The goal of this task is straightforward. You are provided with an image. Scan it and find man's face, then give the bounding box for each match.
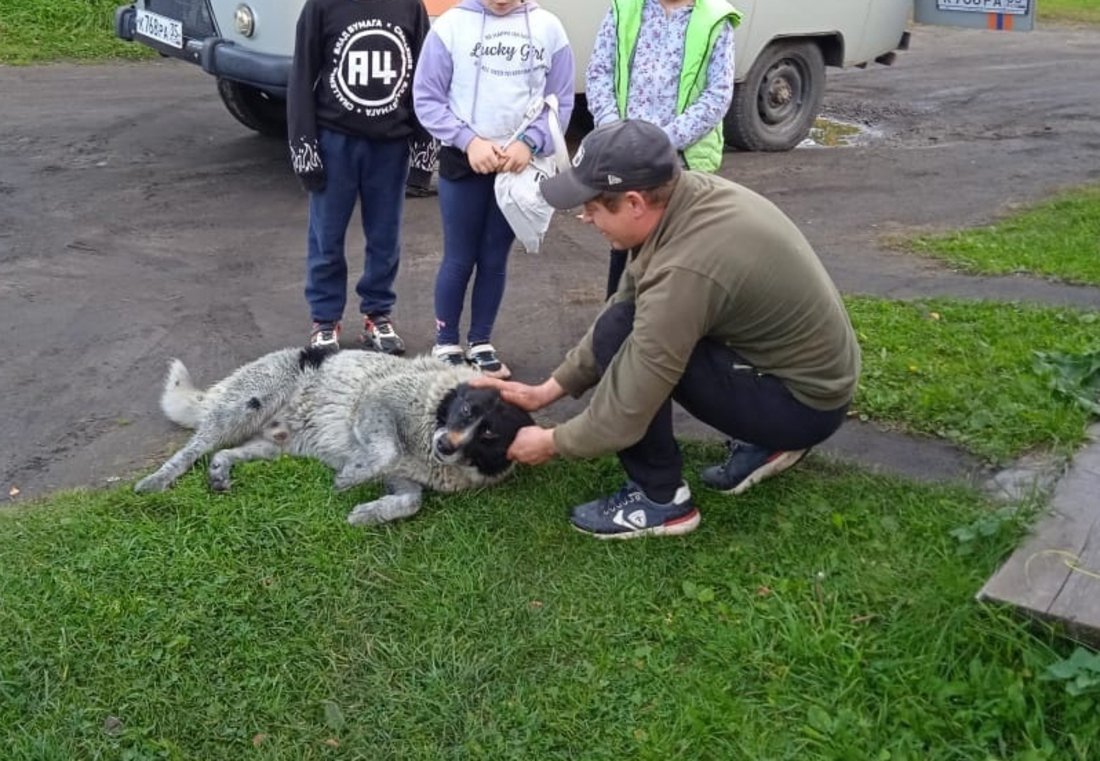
[580,196,647,250]
[483,0,523,15]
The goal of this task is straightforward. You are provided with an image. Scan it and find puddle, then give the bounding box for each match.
[799,117,880,148]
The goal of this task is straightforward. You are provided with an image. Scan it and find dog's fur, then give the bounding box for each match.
[135,347,534,525]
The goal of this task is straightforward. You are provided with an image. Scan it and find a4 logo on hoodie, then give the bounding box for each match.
[329,20,414,117]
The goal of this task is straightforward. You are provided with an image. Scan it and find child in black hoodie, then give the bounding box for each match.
[288,0,431,353]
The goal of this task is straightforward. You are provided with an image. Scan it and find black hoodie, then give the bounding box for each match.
[287,0,431,186]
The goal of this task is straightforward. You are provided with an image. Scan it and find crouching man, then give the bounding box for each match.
[476,120,861,539]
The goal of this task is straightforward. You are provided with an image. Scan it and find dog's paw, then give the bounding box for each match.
[346,502,389,526]
[133,474,168,493]
[333,460,376,491]
[332,474,357,492]
[346,494,421,526]
[207,456,232,492]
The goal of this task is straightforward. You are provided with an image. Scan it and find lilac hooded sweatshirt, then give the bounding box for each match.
[413,0,575,157]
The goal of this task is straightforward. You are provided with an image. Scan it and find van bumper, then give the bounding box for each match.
[115,6,290,96]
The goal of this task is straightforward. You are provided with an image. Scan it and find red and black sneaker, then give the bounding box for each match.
[569,482,700,540]
[701,440,810,495]
[361,314,405,355]
[309,321,341,350]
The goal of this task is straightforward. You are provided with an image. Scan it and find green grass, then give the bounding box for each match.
[0,0,151,63]
[849,297,1098,463]
[2,448,1098,760]
[1039,0,1100,26]
[906,186,1100,286]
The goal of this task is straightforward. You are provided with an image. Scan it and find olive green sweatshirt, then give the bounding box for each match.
[551,171,860,460]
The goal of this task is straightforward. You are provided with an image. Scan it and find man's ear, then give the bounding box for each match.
[625,191,648,217]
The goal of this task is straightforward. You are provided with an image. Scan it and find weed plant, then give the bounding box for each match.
[849,298,1098,463]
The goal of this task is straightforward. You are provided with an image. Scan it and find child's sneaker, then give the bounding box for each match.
[361,314,405,355]
[309,321,341,350]
[700,439,809,495]
[466,342,511,380]
[570,481,699,540]
[432,344,467,367]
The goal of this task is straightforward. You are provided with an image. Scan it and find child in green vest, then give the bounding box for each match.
[585,0,740,297]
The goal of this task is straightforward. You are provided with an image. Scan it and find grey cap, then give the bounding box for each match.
[540,120,680,210]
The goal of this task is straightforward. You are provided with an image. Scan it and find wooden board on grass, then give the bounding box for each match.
[979,427,1100,643]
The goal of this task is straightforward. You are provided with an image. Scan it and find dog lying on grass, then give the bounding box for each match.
[134,347,533,525]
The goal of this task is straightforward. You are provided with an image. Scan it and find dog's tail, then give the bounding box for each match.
[160,359,210,429]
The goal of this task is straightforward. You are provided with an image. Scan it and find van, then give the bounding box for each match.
[115,0,912,151]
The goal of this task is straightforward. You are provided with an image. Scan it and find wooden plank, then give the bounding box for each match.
[978,428,1100,640]
[979,472,1094,614]
[1043,443,1100,630]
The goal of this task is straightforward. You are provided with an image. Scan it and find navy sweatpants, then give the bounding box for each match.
[305,129,410,323]
[433,172,516,346]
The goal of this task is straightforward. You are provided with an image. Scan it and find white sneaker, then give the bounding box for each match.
[466,343,511,380]
[432,344,467,367]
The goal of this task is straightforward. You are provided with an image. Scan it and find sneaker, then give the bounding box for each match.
[432,343,467,367]
[570,482,700,540]
[700,439,810,495]
[309,321,341,350]
[405,183,437,199]
[466,342,511,380]
[361,314,406,355]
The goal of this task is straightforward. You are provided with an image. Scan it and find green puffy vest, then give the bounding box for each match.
[612,0,741,172]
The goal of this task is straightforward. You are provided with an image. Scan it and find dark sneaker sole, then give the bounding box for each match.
[722,449,810,495]
[361,337,406,355]
[571,508,701,540]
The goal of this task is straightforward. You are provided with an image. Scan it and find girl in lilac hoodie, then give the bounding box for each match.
[414,0,574,379]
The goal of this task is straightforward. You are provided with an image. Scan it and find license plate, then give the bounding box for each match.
[134,8,184,49]
[936,0,1029,13]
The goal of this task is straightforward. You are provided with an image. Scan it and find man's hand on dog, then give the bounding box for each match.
[471,376,564,465]
[506,426,556,465]
[471,376,564,412]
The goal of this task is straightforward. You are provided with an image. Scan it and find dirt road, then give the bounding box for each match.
[2,24,1099,502]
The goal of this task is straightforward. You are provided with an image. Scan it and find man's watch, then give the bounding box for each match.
[517,132,539,155]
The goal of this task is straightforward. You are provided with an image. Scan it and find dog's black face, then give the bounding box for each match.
[433,384,534,476]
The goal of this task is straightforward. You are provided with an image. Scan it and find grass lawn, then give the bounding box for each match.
[3,447,1098,760]
[906,187,1100,287]
[1040,0,1100,26]
[849,297,1098,463]
[0,0,150,63]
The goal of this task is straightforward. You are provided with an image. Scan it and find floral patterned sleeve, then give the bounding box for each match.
[584,9,621,127]
[664,21,736,151]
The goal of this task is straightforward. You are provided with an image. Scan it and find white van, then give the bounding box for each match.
[115,0,912,151]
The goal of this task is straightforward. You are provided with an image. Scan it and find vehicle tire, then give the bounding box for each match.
[724,40,826,152]
[216,78,287,138]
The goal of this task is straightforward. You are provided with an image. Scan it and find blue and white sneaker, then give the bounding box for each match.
[570,481,700,540]
[700,439,809,495]
[432,343,467,367]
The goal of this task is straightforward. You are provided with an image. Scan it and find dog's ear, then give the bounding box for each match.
[465,400,532,477]
[495,403,535,443]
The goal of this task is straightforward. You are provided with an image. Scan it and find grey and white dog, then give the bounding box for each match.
[134,347,533,525]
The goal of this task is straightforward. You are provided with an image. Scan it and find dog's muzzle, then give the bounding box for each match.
[432,427,464,464]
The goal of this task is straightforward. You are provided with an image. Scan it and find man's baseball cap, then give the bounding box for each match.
[540,119,680,210]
